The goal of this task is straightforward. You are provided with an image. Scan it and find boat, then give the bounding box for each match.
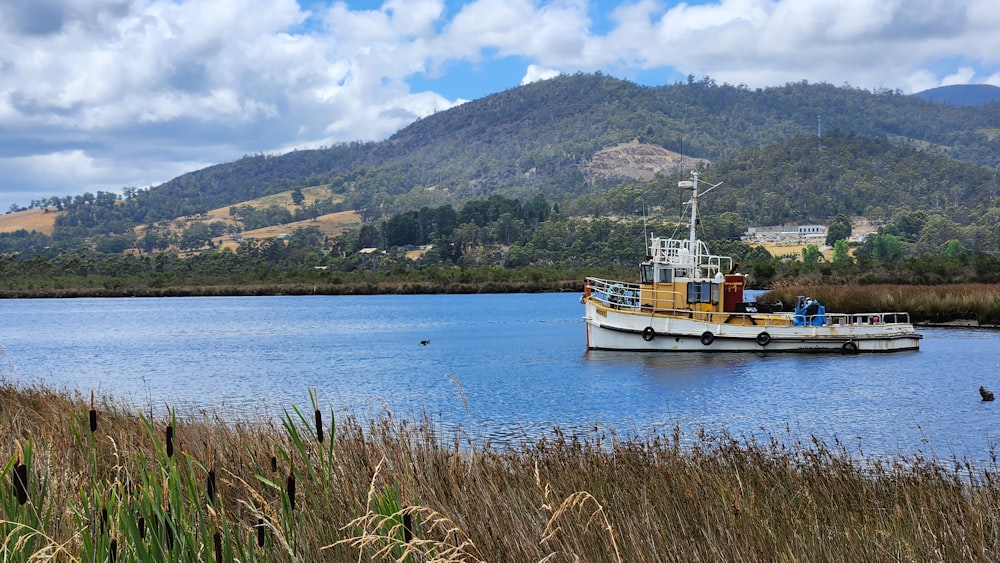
[581,172,922,353]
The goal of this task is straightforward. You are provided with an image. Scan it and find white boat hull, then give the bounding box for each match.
[584,302,921,353]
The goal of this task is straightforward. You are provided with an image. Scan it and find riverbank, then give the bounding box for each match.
[0,279,582,298]
[761,283,1000,325]
[2,383,998,561]
[6,280,1000,327]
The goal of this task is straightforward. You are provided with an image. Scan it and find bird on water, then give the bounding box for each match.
[980,386,995,401]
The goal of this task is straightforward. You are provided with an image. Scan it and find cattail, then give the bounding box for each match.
[101,506,108,534]
[314,409,324,443]
[207,469,216,506]
[213,530,222,562]
[13,459,28,505]
[89,391,98,433]
[138,514,146,539]
[165,425,174,458]
[256,517,266,547]
[286,471,296,511]
[162,510,173,551]
[109,538,117,563]
[403,511,413,544]
[270,455,277,473]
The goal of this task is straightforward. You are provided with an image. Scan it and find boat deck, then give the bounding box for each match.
[584,277,914,329]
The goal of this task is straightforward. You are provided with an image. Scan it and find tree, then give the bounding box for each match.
[871,234,904,263]
[826,214,852,246]
[291,188,305,206]
[831,240,852,264]
[942,239,968,257]
[801,244,823,264]
[180,222,213,251]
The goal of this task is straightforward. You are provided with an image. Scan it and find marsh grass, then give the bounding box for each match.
[764,283,1000,325]
[2,382,1000,561]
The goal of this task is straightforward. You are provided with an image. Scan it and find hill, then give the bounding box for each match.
[3,73,1000,258]
[913,84,1000,106]
[36,75,999,222]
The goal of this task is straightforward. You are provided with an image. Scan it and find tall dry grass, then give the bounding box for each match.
[2,383,1000,561]
[764,283,1000,325]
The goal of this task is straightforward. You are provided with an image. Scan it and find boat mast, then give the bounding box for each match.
[679,171,722,251]
[688,171,699,248]
[677,172,699,249]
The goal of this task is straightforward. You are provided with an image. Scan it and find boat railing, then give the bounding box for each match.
[827,312,913,325]
[650,237,732,278]
[585,278,913,326]
[585,277,644,309]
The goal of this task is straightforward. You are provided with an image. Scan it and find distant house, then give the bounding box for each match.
[744,224,828,242]
[797,225,826,238]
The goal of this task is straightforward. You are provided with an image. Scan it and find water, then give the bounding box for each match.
[2,294,999,466]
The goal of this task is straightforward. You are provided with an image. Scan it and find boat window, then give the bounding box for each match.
[658,268,673,283]
[686,281,718,304]
[640,264,653,284]
[686,282,701,303]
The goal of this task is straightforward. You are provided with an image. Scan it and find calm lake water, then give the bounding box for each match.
[2,293,999,466]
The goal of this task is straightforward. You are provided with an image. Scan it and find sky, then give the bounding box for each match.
[1,0,999,212]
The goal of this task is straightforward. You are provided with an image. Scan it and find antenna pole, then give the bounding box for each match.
[817,114,822,150]
[642,199,648,252]
[689,172,699,247]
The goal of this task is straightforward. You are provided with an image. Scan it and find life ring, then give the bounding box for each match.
[842,341,859,354]
[755,331,771,347]
[642,326,656,342]
[700,331,714,346]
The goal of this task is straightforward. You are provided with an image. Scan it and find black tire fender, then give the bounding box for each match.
[700,331,714,346]
[842,341,859,354]
[642,326,655,342]
[756,331,771,347]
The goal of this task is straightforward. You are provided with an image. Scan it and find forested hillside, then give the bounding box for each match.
[3,73,1000,293]
[15,73,1000,227]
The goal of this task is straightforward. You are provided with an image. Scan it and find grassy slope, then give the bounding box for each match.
[0,208,59,235]
[0,186,363,250]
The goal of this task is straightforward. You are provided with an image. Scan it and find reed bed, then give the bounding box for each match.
[763,283,1000,325]
[2,382,1000,561]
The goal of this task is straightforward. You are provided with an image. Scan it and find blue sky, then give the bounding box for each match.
[1,0,998,212]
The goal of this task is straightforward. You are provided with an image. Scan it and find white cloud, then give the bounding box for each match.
[941,67,977,86]
[521,64,562,85]
[985,72,1000,88]
[904,69,941,94]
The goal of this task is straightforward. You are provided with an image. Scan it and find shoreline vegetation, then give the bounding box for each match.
[5,279,1000,326]
[2,384,999,560]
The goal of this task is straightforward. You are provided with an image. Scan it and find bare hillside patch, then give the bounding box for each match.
[585,141,708,181]
[214,210,361,250]
[0,208,59,235]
